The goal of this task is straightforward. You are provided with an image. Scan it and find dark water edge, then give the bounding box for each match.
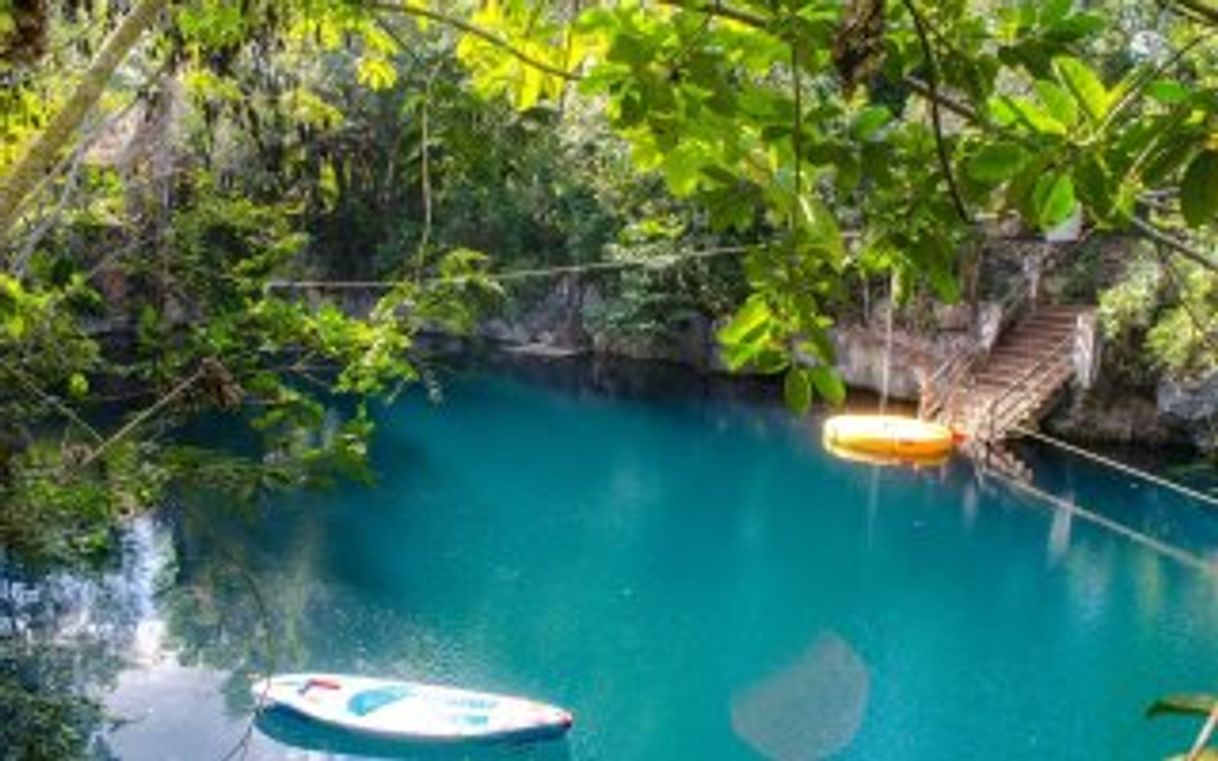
[3,349,1218,759]
[465,348,1213,489]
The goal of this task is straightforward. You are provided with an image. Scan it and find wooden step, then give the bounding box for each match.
[924,302,1093,441]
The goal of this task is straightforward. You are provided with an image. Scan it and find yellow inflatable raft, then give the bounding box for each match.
[822,414,956,460]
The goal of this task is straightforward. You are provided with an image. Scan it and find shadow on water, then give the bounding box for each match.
[254,707,572,760]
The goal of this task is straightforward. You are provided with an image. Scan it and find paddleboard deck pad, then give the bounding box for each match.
[253,674,573,743]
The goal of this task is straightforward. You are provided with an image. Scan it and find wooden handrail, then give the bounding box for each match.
[982,332,1075,441]
[917,233,1093,425]
[919,350,977,420]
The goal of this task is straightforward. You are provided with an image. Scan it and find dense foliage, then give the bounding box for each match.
[3,1,1218,755]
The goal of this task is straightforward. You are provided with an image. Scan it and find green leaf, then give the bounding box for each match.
[993,96,1066,135]
[851,105,891,141]
[967,142,1029,183]
[1181,150,1218,227]
[1033,172,1077,230]
[927,259,962,303]
[783,367,812,414]
[1034,80,1078,127]
[797,195,845,265]
[1044,13,1105,43]
[356,56,397,91]
[718,297,770,344]
[722,340,764,372]
[68,373,89,399]
[1053,56,1109,122]
[1146,79,1191,106]
[1142,136,1198,187]
[808,365,846,405]
[1073,155,1114,221]
[752,349,791,375]
[1039,0,1072,25]
[1146,693,1218,719]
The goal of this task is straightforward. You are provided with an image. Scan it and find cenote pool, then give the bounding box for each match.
[84,360,1218,759]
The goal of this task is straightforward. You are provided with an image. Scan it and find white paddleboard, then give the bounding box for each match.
[252,674,573,743]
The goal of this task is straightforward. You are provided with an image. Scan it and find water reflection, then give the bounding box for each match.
[10,363,1218,759]
[0,519,167,757]
[730,632,869,760]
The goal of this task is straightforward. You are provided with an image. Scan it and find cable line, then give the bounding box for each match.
[987,464,1218,577]
[264,245,752,290]
[1012,426,1218,511]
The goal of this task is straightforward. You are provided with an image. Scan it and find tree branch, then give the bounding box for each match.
[367,2,580,81]
[901,0,969,223]
[79,367,203,468]
[416,61,441,270]
[901,76,979,123]
[655,0,985,129]
[1130,215,1218,272]
[654,0,769,28]
[0,0,170,239]
[1151,241,1218,360]
[3,365,104,445]
[1168,0,1218,26]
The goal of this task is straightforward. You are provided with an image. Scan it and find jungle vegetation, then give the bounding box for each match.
[4,0,1218,756]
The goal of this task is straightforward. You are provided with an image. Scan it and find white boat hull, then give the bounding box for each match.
[252,674,574,743]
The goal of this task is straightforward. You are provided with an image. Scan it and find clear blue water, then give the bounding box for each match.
[96,362,1218,759]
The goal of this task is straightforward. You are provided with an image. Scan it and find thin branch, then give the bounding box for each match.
[654,0,768,28]
[1099,32,1213,140]
[791,38,803,199]
[79,368,203,468]
[416,61,442,273]
[902,75,980,123]
[367,2,580,81]
[266,245,755,291]
[1151,242,1218,358]
[1169,0,1218,26]
[901,0,969,223]
[0,0,170,239]
[10,143,90,277]
[3,365,104,445]
[657,0,986,131]
[1130,215,1218,272]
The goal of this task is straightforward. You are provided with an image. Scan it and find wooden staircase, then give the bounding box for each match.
[922,305,1092,444]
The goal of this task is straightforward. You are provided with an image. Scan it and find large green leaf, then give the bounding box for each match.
[797,194,846,265]
[967,142,1029,183]
[1053,56,1110,122]
[1146,79,1192,106]
[992,96,1066,136]
[1034,80,1078,127]
[1181,150,1218,228]
[808,365,846,405]
[851,105,892,141]
[783,366,812,414]
[1033,172,1077,230]
[718,297,771,344]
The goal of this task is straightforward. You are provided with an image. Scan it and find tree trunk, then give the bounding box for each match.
[0,0,170,244]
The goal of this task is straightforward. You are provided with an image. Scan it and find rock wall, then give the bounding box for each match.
[1044,384,1183,446]
[470,271,1216,453]
[476,276,993,402]
[1157,374,1218,450]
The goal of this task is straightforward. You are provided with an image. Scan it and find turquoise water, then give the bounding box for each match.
[99,362,1218,759]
